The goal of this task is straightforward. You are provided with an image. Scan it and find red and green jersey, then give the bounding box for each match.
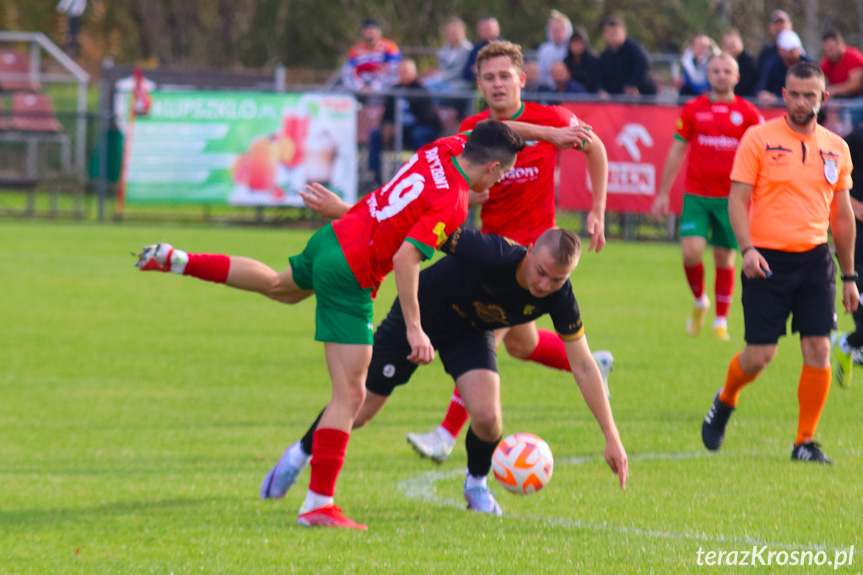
[675,94,763,198]
[460,101,578,245]
[332,134,470,295]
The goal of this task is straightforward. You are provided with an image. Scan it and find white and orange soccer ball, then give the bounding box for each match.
[492,433,554,494]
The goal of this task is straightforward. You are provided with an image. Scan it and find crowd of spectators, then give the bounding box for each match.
[337,9,863,174]
[337,9,863,104]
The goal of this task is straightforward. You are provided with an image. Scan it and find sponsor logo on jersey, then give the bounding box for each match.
[502,166,540,183]
[696,134,740,150]
[523,304,536,315]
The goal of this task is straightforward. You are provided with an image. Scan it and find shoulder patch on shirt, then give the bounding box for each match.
[434,221,448,247]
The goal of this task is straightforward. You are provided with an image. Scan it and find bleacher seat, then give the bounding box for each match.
[0,50,41,92]
[10,92,62,132]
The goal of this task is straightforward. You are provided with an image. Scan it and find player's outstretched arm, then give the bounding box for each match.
[582,134,608,253]
[299,183,352,220]
[392,241,435,365]
[504,121,594,150]
[564,336,628,489]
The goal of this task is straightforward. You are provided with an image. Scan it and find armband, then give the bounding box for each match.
[841,272,859,282]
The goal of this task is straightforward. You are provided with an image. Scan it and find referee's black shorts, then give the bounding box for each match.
[742,244,836,345]
[365,304,498,397]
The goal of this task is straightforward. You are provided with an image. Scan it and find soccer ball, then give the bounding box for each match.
[492,433,554,495]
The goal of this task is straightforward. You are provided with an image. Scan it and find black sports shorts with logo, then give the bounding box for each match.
[365,302,497,397]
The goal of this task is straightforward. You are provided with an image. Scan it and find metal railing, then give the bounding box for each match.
[0,32,90,175]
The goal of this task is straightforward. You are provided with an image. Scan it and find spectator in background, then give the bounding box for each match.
[679,34,720,96]
[463,15,503,84]
[820,30,863,99]
[368,59,442,187]
[341,19,401,93]
[56,0,87,56]
[722,28,758,97]
[757,9,792,79]
[598,16,657,97]
[425,17,473,94]
[538,61,586,101]
[536,10,573,90]
[564,27,601,93]
[757,29,811,106]
[522,60,542,93]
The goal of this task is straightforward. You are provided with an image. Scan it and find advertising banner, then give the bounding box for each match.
[558,102,785,214]
[123,91,358,206]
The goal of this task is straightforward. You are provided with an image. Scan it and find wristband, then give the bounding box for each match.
[740,246,754,256]
[841,272,859,282]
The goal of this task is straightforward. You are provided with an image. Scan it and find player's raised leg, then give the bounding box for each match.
[135,243,313,304]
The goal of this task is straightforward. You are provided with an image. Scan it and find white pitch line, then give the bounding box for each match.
[396,451,842,552]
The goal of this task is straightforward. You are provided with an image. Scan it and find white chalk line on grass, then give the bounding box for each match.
[396,450,840,552]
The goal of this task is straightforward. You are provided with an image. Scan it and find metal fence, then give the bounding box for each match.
[6,59,863,240]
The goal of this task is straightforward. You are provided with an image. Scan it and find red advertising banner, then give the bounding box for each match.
[558,102,785,214]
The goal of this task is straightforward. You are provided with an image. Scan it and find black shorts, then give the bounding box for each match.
[365,305,498,397]
[742,244,836,345]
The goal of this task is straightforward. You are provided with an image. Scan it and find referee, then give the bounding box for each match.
[701,62,858,464]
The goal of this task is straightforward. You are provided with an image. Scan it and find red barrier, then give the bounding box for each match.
[559,102,785,214]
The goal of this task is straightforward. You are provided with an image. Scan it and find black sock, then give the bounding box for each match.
[300,409,325,456]
[465,425,500,477]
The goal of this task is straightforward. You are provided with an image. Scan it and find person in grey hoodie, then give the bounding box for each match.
[536,10,573,91]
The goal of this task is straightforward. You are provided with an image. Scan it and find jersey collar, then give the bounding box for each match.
[451,156,470,185]
[509,102,526,120]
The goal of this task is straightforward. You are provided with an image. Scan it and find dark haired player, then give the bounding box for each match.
[135,120,526,529]
[261,227,629,515]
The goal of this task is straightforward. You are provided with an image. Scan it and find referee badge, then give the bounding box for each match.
[824,158,838,185]
[821,149,839,185]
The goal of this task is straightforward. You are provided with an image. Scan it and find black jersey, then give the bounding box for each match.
[390,228,583,343]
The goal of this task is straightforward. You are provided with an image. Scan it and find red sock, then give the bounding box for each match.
[525,329,571,371]
[440,387,468,438]
[308,428,350,497]
[715,266,735,319]
[684,263,705,300]
[183,253,230,283]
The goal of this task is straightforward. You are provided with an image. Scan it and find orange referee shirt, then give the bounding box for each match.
[731,116,853,252]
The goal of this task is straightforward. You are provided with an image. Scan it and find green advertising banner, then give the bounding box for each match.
[124,91,358,206]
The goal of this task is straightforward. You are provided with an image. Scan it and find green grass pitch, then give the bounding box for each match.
[0,221,860,574]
